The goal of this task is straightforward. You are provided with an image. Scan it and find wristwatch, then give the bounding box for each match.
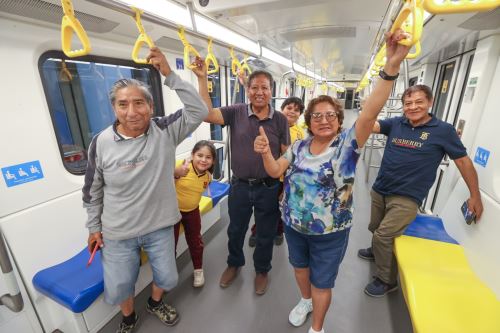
[379,69,399,81]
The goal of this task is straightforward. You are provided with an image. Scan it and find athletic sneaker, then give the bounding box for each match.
[116,314,138,333]
[288,298,313,327]
[364,277,398,297]
[193,269,205,287]
[146,301,179,326]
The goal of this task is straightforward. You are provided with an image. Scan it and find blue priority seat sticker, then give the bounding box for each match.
[2,160,44,187]
[473,147,490,167]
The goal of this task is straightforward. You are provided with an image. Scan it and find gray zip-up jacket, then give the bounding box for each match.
[83,72,208,240]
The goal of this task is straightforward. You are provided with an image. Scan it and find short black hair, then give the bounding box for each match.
[281,97,305,114]
[247,70,273,88]
[401,84,433,103]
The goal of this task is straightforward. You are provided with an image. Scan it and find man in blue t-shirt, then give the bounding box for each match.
[358,84,483,297]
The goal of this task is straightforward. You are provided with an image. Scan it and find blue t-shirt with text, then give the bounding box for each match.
[373,115,467,205]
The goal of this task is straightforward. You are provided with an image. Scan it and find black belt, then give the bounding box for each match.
[232,176,279,186]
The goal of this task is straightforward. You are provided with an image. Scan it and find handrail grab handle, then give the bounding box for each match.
[60,0,92,57]
[178,27,201,70]
[0,231,23,313]
[390,0,424,47]
[205,38,219,74]
[423,0,500,14]
[131,7,155,64]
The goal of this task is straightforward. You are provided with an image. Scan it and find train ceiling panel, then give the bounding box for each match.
[0,0,118,33]
[184,0,393,80]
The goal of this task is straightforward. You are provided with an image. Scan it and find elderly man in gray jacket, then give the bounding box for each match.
[83,47,207,333]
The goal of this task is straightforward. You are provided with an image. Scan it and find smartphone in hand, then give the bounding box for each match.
[461,201,476,225]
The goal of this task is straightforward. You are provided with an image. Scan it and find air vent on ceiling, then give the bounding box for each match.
[155,36,186,54]
[281,26,356,42]
[0,0,118,33]
[458,8,500,31]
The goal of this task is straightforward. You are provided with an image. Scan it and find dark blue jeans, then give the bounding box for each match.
[227,178,280,273]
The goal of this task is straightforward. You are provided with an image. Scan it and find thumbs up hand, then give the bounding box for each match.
[174,159,190,179]
[254,126,270,154]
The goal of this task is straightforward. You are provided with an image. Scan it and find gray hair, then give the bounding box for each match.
[109,78,153,105]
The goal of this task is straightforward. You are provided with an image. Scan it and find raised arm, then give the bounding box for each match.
[191,57,225,125]
[355,30,411,147]
[254,126,290,178]
[454,156,483,220]
[147,48,208,144]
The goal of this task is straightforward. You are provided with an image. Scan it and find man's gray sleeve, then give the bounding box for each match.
[82,135,103,234]
[156,72,209,145]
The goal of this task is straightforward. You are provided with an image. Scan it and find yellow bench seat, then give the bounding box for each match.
[395,235,500,333]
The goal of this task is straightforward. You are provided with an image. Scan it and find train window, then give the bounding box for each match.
[38,51,163,175]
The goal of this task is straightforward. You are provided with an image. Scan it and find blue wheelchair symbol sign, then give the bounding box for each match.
[473,147,490,167]
[2,160,44,187]
[176,58,184,70]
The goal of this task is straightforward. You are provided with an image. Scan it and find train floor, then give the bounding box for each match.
[99,109,413,333]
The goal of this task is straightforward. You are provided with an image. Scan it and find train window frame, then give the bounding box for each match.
[38,51,164,175]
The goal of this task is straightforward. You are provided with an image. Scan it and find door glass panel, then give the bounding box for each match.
[433,61,456,120]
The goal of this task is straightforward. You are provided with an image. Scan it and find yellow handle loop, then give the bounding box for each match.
[178,27,201,70]
[405,41,421,59]
[131,7,155,64]
[60,0,92,57]
[423,0,500,14]
[205,38,219,75]
[241,54,252,75]
[230,47,242,76]
[390,0,424,47]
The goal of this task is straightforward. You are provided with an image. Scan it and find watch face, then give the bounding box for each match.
[199,0,209,7]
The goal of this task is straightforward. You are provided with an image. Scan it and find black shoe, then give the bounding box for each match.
[364,277,398,297]
[274,234,284,246]
[358,247,375,261]
[248,235,256,247]
[116,314,138,333]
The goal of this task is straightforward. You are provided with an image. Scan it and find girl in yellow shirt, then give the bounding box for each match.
[174,140,216,287]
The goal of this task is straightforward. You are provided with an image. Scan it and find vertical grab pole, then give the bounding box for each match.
[0,231,23,313]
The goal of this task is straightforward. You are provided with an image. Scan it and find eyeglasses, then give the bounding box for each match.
[311,111,338,122]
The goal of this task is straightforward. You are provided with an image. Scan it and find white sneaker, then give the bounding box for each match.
[288,298,313,327]
[308,327,324,333]
[193,269,205,287]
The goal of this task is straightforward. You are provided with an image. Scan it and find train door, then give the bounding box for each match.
[345,88,355,109]
[424,51,475,213]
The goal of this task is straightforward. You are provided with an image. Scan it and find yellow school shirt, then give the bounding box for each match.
[281,124,305,181]
[289,124,305,143]
[175,160,211,212]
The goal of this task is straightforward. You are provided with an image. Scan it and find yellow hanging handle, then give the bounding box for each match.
[230,47,242,76]
[423,0,499,14]
[131,7,155,64]
[241,54,252,75]
[405,41,421,59]
[178,27,201,70]
[60,0,91,57]
[390,0,424,47]
[205,39,219,75]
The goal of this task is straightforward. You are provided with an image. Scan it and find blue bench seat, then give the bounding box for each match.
[33,248,103,313]
[403,214,458,244]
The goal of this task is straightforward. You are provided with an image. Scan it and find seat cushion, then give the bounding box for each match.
[33,248,103,313]
[403,214,458,244]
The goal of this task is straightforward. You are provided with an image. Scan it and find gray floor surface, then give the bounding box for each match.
[100,109,413,333]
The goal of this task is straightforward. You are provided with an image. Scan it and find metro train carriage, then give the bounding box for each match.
[1,0,499,332]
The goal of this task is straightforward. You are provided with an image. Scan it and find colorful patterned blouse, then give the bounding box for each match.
[282,125,361,235]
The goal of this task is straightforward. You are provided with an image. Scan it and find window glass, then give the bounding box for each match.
[208,71,224,179]
[39,51,163,174]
